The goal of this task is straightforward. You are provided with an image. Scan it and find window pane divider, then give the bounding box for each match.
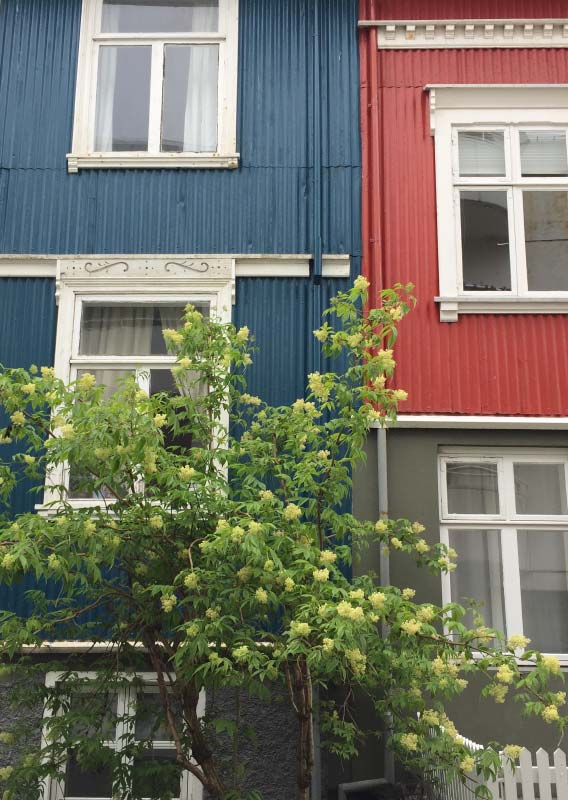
[93,32,225,43]
[148,43,165,153]
[500,528,524,638]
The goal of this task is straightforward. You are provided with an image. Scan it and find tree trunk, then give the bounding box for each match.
[294,657,314,800]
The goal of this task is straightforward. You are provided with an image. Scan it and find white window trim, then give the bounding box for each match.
[67,0,239,173]
[42,671,204,800]
[38,255,234,512]
[439,447,568,663]
[428,85,568,321]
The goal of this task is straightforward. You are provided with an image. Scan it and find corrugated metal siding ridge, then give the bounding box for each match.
[359,26,568,415]
[360,0,568,21]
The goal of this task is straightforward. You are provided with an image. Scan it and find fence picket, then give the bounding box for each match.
[536,748,552,800]
[502,753,518,800]
[518,749,535,800]
[555,749,568,800]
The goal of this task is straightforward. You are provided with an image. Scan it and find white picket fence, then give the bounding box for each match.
[443,747,568,800]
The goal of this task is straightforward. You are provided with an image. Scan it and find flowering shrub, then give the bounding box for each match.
[0,280,565,800]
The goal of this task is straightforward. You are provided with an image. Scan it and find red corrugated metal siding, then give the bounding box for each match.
[359,4,568,416]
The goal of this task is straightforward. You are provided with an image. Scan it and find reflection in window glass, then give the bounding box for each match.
[102,0,218,34]
[514,463,568,515]
[162,45,219,152]
[518,530,568,653]
[520,131,568,177]
[79,305,187,356]
[458,131,506,177]
[65,754,113,798]
[449,529,504,632]
[460,191,511,291]
[133,750,182,798]
[446,462,500,515]
[95,46,151,152]
[523,191,568,290]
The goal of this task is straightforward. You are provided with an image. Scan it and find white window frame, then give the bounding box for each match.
[42,671,204,800]
[439,447,568,664]
[429,85,568,321]
[67,0,239,172]
[39,255,234,511]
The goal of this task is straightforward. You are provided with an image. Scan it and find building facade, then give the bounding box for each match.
[357,0,568,755]
[0,1,361,797]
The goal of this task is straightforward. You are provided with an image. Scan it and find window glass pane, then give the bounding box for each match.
[135,691,179,741]
[514,463,568,515]
[449,529,505,632]
[79,305,187,356]
[65,754,113,798]
[162,45,219,153]
[523,191,568,290]
[446,462,500,515]
[69,693,118,739]
[102,0,218,33]
[133,749,182,799]
[518,530,568,653]
[460,191,511,291]
[95,46,151,152]
[458,131,506,177]
[520,131,568,177]
[69,370,133,499]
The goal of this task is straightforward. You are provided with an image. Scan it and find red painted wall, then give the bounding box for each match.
[360,0,568,415]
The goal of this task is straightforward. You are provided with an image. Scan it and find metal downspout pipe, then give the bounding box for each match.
[310,5,323,799]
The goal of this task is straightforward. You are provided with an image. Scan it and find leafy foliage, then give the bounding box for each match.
[0,279,564,799]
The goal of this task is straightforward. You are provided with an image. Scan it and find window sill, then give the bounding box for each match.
[66,152,240,173]
[436,295,568,322]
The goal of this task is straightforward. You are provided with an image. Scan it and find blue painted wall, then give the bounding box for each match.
[0,0,361,613]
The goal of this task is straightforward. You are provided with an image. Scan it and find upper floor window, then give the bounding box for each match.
[68,0,239,172]
[429,85,568,321]
[439,449,568,661]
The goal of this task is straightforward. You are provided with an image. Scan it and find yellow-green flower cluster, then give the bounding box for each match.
[179,465,196,480]
[401,619,421,635]
[399,733,418,751]
[337,601,364,622]
[308,372,330,401]
[161,594,176,613]
[290,620,311,637]
[313,568,329,583]
[283,503,301,522]
[507,634,530,651]
[346,647,367,676]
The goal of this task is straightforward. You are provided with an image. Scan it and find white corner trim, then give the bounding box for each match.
[382,415,568,430]
[436,295,568,321]
[0,254,352,280]
[67,153,240,173]
[360,18,568,50]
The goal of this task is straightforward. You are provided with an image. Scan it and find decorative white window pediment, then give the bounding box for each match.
[429,85,568,321]
[362,18,568,50]
[68,0,239,172]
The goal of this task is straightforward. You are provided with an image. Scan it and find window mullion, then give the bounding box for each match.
[501,528,523,638]
[512,186,528,295]
[148,42,165,154]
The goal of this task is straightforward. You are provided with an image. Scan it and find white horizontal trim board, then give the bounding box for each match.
[360,18,568,49]
[0,254,351,279]
[383,415,568,429]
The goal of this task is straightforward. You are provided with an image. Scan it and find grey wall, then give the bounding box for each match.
[0,671,299,800]
[363,427,568,751]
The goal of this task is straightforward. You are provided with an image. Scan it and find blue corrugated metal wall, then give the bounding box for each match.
[0,0,361,615]
[0,0,361,255]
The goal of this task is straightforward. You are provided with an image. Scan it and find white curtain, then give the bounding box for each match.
[449,529,505,633]
[95,7,121,151]
[183,7,218,153]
